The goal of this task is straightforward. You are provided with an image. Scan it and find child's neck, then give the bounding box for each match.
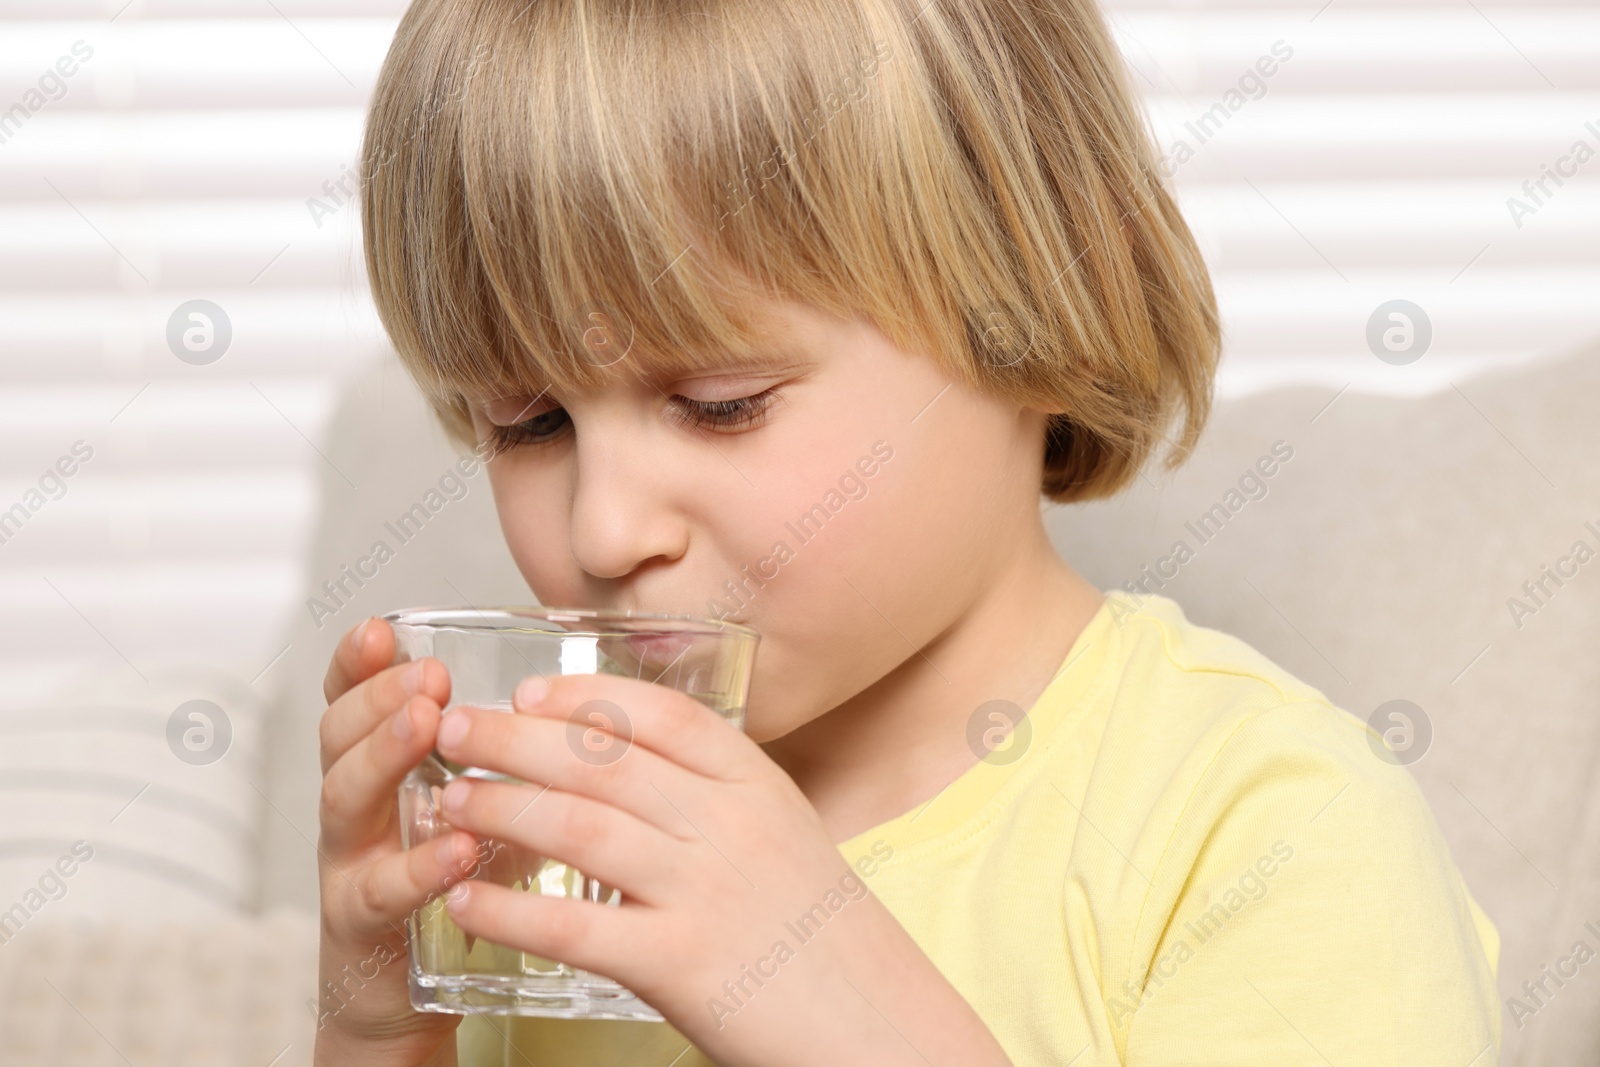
[761,531,1105,845]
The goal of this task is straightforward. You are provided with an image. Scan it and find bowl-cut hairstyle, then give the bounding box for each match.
[359,0,1220,503]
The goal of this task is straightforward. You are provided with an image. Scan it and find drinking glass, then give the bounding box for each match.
[385,606,760,1020]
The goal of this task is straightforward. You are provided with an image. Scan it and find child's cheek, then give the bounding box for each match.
[486,460,586,606]
[721,437,914,729]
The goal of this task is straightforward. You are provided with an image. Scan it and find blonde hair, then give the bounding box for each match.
[360,0,1220,503]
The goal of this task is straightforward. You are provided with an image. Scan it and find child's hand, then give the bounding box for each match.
[312,617,475,1067]
[433,673,1014,1067]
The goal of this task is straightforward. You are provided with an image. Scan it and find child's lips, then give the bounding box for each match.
[625,632,697,662]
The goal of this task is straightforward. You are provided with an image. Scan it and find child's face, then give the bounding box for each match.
[465,295,1050,742]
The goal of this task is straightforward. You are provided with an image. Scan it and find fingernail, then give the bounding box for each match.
[402,660,426,696]
[442,779,471,814]
[391,707,412,741]
[355,618,372,653]
[446,882,471,910]
[515,675,549,709]
[437,709,469,750]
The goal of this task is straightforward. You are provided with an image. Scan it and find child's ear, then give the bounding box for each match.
[1019,406,1067,448]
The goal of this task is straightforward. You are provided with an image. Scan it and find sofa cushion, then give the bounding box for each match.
[0,666,266,924]
[0,908,317,1067]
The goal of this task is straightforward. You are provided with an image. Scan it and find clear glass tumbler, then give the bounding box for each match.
[384,606,760,1020]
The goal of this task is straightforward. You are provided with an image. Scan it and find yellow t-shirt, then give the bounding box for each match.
[459,591,1500,1065]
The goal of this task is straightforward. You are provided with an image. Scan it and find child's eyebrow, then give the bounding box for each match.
[616,341,816,388]
[670,348,812,379]
[472,347,812,414]
[480,387,555,426]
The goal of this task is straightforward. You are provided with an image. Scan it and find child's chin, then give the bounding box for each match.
[742,715,785,744]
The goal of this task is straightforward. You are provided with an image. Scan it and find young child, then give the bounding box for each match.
[313,0,1501,1063]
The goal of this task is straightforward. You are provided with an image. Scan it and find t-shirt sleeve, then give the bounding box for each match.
[1116,700,1500,1066]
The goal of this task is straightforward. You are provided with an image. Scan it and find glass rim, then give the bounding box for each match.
[380,605,759,641]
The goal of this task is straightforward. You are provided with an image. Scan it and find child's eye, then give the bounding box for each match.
[486,407,571,454]
[486,387,780,455]
[663,386,781,435]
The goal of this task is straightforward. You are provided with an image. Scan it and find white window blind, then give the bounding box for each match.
[2,2,404,711]
[1107,0,1600,399]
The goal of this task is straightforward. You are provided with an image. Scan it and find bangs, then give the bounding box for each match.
[361,0,1221,505]
[361,0,924,440]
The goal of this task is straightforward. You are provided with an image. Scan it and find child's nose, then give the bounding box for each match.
[567,436,691,580]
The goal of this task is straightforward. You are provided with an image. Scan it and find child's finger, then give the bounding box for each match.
[323,616,393,705]
[512,671,756,781]
[438,777,675,903]
[319,657,450,773]
[434,705,695,837]
[443,880,650,987]
[321,693,443,855]
[348,830,482,928]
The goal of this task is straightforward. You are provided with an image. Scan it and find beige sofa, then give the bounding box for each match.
[6,344,1594,1065]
